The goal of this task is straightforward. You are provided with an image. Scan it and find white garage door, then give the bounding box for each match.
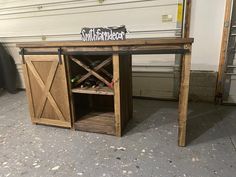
[0,0,183,99]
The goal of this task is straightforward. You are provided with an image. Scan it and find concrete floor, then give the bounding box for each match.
[0,91,236,177]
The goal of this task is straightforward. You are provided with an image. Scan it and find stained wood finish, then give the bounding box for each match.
[70,56,112,87]
[23,45,188,55]
[69,52,132,136]
[113,48,122,137]
[22,55,71,128]
[72,87,114,95]
[74,112,115,135]
[22,62,35,121]
[119,54,133,133]
[176,0,192,146]
[17,38,194,48]
[20,37,193,146]
[183,0,192,38]
[64,55,76,130]
[178,45,192,147]
[70,56,112,86]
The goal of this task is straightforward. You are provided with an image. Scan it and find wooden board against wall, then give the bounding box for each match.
[216,0,233,103]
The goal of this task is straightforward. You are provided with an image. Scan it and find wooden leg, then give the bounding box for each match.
[113,52,121,137]
[178,49,192,147]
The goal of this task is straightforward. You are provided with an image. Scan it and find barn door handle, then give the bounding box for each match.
[58,48,63,64]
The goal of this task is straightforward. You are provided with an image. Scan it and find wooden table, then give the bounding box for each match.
[18,37,194,147]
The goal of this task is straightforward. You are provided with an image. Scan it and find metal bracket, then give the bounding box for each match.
[58,48,63,64]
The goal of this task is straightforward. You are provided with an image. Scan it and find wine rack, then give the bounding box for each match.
[70,55,114,95]
[68,54,132,136]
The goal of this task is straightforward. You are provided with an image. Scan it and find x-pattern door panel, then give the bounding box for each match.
[23,55,71,127]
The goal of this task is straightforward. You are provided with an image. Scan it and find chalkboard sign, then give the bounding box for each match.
[81,26,127,42]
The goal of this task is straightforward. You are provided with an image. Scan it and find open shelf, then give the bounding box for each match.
[72,87,114,95]
[72,92,115,135]
[74,111,115,135]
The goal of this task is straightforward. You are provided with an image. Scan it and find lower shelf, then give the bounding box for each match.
[74,111,115,135]
[72,87,114,95]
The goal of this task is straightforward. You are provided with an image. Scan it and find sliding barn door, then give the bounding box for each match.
[22,55,71,127]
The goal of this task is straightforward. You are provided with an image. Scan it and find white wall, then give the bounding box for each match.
[0,0,180,41]
[0,0,182,88]
[0,0,227,88]
[0,0,227,72]
[190,0,226,71]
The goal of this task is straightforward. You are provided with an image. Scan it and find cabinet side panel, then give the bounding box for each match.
[127,55,133,122]
[119,54,133,133]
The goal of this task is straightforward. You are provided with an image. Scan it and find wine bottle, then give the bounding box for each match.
[71,75,81,83]
[84,78,97,87]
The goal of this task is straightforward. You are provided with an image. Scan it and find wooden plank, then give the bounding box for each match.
[86,58,113,79]
[22,61,36,121]
[177,0,192,145]
[183,0,192,38]
[216,0,233,103]
[53,55,72,123]
[22,45,188,55]
[74,112,115,135]
[35,61,58,118]
[119,54,132,130]
[178,0,192,99]
[178,45,192,147]
[17,38,194,48]
[113,47,121,137]
[24,48,58,54]
[79,112,115,124]
[23,55,72,127]
[23,55,59,61]
[32,118,71,128]
[25,59,45,88]
[119,55,125,130]
[125,55,131,125]
[66,46,185,52]
[127,54,133,121]
[74,123,115,135]
[89,112,114,117]
[64,55,75,129]
[72,87,114,95]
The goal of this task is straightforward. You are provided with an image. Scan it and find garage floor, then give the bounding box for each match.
[0,91,236,177]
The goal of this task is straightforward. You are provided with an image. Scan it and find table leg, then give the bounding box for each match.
[178,46,192,147]
[113,51,121,137]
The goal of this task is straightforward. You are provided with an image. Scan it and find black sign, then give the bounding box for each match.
[81,26,127,42]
